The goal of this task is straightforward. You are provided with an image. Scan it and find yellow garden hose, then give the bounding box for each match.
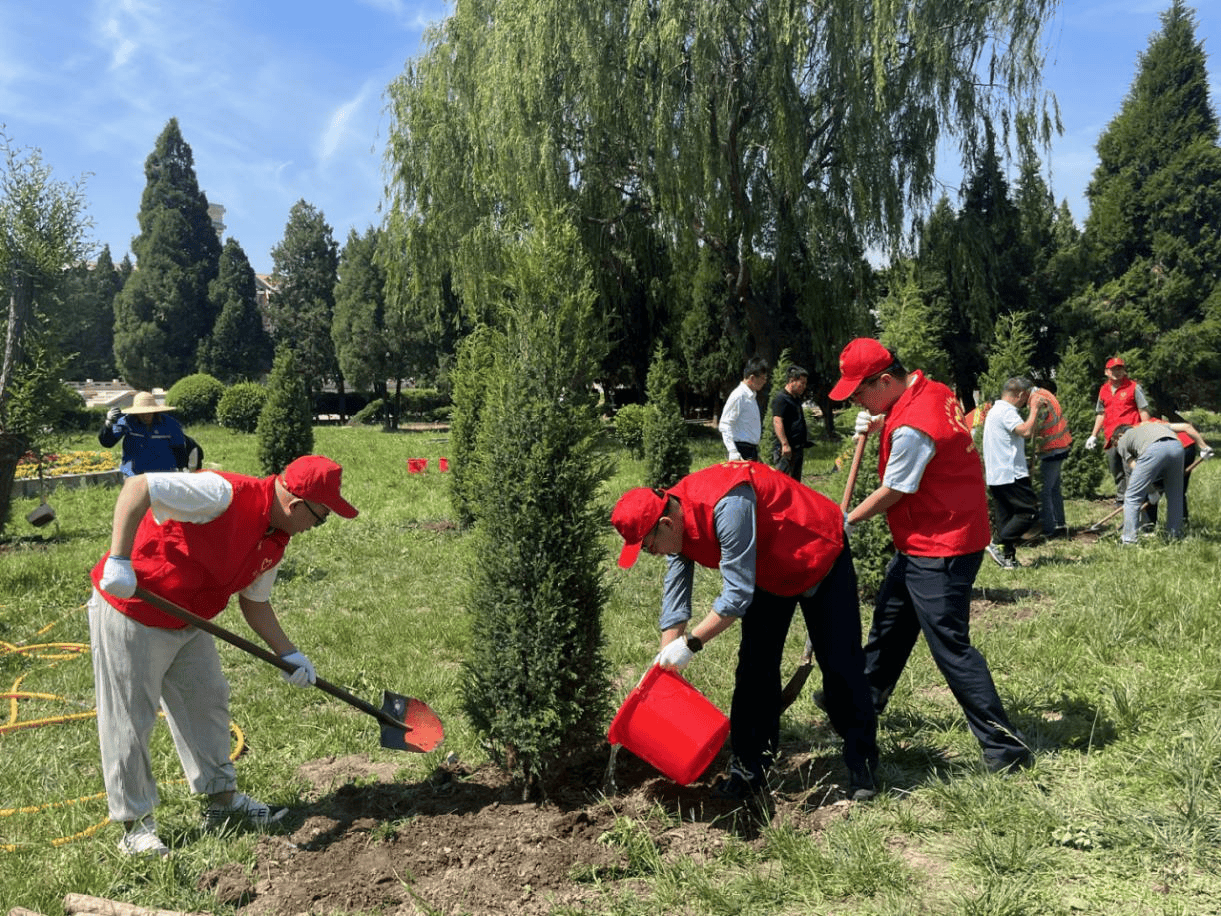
[1,624,249,852]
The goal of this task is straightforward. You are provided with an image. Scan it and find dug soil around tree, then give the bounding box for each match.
[200,729,864,916]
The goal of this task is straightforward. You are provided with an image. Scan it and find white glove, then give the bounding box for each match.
[99,556,136,598]
[854,411,874,436]
[106,406,122,425]
[654,638,695,671]
[280,651,316,687]
[1201,447,1214,461]
[1085,436,1098,451]
[843,511,856,539]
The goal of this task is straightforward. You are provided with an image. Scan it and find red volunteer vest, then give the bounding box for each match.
[668,461,843,596]
[879,372,991,557]
[1099,378,1142,447]
[1034,389,1072,453]
[90,473,290,629]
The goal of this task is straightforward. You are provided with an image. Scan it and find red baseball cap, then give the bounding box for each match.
[281,456,359,519]
[611,487,668,568]
[1105,356,1126,370]
[829,338,893,401]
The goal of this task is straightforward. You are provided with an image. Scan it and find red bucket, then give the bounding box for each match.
[407,458,428,473]
[438,457,449,472]
[607,666,730,785]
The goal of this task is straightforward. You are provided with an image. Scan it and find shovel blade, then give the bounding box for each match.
[380,691,445,753]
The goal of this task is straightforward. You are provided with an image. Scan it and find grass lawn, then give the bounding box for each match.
[3,421,1221,914]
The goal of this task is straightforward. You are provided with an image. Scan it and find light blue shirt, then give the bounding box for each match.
[882,426,936,494]
[659,484,757,630]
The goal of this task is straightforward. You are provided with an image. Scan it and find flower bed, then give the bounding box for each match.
[11,450,123,500]
[14,450,118,479]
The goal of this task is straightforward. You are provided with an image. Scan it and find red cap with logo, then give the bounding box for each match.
[829,338,894,401]
[1105,356,1126,370]
[611,487,669,568]
[281,455,359,519]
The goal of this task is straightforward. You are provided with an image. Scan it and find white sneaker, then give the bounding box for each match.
[204,792,287,828]
[118,816,169,857]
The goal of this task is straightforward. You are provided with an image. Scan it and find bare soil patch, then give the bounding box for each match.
[200,732,864,915]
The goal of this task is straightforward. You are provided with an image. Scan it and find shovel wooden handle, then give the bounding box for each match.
[840,433,869,512]
[132,587,413,733]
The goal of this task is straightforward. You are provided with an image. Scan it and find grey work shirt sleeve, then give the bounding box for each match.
[657,484,757,630]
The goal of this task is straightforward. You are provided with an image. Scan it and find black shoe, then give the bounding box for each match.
[848,769,878,802]
[1046,526,1069,541]
[712,770,764,801]
[985,749,1033,775]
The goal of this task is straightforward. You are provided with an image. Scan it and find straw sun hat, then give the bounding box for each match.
[124,391,175,415]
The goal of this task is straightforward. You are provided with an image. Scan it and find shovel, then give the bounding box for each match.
[133,587,444,753]
[781,431,869,712]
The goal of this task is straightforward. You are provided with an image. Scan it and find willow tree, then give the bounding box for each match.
[384,0,1060,404]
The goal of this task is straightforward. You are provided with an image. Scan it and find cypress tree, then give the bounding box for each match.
[113,118,222,389]
[256,346,314,476]
[267,200,339,405]
[198,238,273,383]
[642,343,690,489]
[459,218,610,797]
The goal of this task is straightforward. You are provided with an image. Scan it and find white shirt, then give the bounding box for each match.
[982,399,1029,486]
[718,381,762,459]
[145,471,281,602]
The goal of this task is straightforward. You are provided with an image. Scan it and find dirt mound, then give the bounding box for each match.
[200,738,861,916]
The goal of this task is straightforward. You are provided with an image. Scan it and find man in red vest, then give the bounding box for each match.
[612,462,879,802]
[1086,357,1151,503]
[835,338,1032,775]
[89,455,359,857]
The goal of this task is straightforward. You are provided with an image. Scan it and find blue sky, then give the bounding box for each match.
[1,1,1217,276]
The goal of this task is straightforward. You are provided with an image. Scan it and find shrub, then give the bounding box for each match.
[350,399,385,426]
[449,326,498,528]
[613,403,646,458]
[166,373,225,424]
[216,382,268,433]
[642,343,690,489]
[256,347,314,475]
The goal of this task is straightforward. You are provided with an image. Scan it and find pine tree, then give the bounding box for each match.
[256,346,314,476]
[198,238,273,383]
[113,118,222,388]
[54,244,122,381]
[1075,0,1221,409]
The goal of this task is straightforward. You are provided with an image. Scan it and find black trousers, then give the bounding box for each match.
[735,441,760,461]
[989,479,1039,555]
[731,544,878,786]
[864,551,1026,768]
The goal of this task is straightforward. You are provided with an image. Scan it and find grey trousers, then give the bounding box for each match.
[1122,440,1184,544]
[89,590,236,822]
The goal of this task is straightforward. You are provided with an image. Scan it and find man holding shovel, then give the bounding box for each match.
[611,461,879,802]
[88,455,358,856]
[835,338,1032,775]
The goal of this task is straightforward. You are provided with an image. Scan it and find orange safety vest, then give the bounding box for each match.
[1033,388,1072,454]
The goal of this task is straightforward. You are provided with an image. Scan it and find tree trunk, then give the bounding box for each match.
[0,430,30,534]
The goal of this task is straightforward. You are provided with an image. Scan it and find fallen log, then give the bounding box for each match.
[62,895,206,916]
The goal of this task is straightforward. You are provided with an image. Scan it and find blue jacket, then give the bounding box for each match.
[98,414,187,476]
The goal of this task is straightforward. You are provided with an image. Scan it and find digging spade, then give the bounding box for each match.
[780,431,869,712]
[133,587,444,753]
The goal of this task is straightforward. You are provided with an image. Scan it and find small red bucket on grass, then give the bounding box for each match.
[407,458,429,473]
[607,665,730,785]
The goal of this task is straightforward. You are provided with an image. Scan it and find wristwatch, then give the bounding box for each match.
[685,634,703,653]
